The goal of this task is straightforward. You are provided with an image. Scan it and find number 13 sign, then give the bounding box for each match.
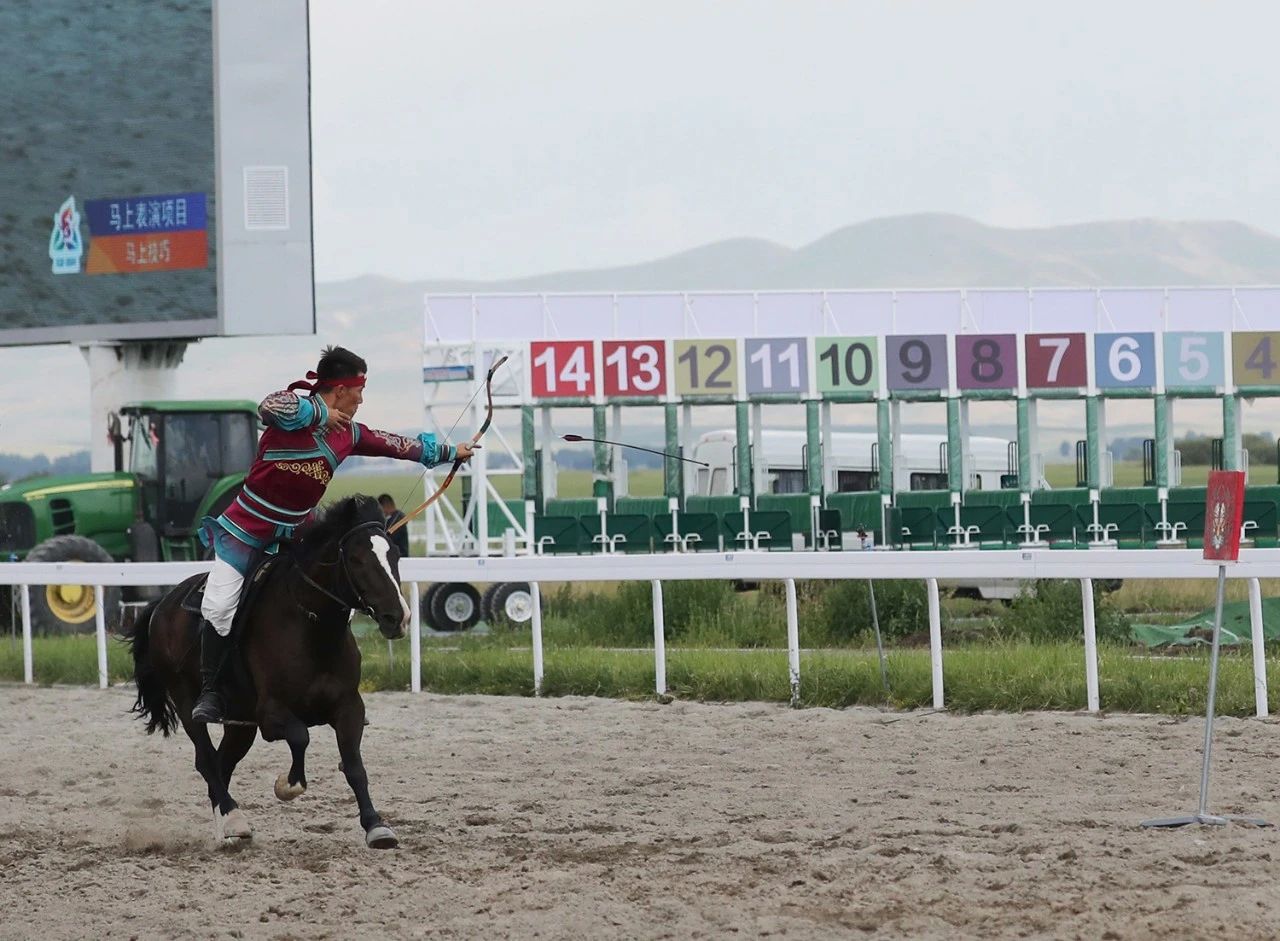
[601,340,666,397]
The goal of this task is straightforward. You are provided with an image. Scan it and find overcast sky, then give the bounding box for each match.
[5,0,1280,456]
[311,0,1280,282]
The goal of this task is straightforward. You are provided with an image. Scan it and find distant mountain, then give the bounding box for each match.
[0,450,89,484]
[371,214,1280,295]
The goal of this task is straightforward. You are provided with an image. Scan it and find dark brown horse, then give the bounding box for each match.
[124,495,410,848]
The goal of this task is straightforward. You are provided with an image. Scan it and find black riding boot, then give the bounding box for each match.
[191,621,230,724]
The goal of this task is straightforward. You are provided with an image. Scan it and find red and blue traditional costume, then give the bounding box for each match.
[198,376,453,642]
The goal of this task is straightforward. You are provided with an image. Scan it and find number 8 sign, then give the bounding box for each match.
[601,340,667,397]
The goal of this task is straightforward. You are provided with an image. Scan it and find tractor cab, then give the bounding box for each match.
[112,401,259,560]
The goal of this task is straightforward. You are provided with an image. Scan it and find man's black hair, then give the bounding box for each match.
[377,493,395,506]
[315,346,367,384]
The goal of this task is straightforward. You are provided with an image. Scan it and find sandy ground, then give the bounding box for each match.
[3,687,1280,940]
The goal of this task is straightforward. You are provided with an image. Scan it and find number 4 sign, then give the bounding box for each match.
[530,340,596,398]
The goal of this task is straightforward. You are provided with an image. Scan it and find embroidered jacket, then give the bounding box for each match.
[201,389,455,573]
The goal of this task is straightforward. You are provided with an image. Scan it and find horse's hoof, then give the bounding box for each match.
[214,807,253,842]
[274,773,306,802]
[365,825,398,849]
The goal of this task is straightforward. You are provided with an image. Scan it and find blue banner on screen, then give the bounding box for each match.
[85,192,208,235]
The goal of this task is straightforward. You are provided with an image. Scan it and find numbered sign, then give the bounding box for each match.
[816,337,878,394]
[530,340,596,398]
[1025,333,1087,388]
[885,335,948,391]
[1094,332,1156,389]
[744,337,808,395]
[1163,331,1224,389]
[674,339,739,396]
[601,340,667,397]
[1232,332,1280,386]
[955,334,1017,390]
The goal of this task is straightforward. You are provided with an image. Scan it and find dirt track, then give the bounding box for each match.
[3,685,1280,940]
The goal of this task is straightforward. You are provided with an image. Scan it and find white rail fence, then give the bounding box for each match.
[1,550,1276,717]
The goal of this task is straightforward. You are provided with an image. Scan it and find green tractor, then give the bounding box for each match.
[0,400,259,634]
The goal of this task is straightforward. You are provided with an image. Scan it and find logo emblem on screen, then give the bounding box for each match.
[48,196,84,275]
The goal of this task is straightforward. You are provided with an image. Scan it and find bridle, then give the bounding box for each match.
[291,519,392,622]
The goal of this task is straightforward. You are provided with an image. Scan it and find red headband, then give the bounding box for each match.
[287,371,367,393]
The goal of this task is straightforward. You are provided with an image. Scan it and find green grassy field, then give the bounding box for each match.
[3,632,1273,716]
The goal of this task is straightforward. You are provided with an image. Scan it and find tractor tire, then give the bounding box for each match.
[420,582,444,630]
[482,582,534,629]
[428,582,482,632]
[24,535,120,636]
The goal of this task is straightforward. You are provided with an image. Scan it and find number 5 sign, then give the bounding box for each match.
[1162,332,1224,389]
[530,340,596,398]
[601,340,667,397]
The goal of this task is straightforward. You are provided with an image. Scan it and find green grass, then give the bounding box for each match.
[5,632,1275,717]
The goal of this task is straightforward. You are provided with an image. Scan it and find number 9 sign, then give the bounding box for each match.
[1094,333,1155,389]
[885,335,948,391]
[601,340,667,397]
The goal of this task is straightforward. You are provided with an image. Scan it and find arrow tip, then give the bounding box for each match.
[562,433,585,442]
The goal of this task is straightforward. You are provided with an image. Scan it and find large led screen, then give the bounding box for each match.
[0,0,217,340]
[0,0,314,346]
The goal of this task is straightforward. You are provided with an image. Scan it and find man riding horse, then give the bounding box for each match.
[193,345,474,723]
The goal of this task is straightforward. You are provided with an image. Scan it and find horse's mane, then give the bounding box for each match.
[291,494,384,564]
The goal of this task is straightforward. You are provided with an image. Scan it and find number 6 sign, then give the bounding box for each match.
[1094,332,1156,389]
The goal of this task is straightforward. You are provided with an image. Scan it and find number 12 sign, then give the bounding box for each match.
[601,340,666,397]
[530,340,596,398]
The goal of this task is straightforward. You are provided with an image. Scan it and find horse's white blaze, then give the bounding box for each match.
[370,534,411,625]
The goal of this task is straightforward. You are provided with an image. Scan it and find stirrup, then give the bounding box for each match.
[192,689,225,724]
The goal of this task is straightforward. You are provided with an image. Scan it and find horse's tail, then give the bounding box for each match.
[125,599,177,737]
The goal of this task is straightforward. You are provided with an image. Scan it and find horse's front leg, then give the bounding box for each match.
[333,694,398,849]
[259,700,310,801]
[180,717,251,842]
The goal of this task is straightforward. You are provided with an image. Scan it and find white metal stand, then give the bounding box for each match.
[1142,564,1270,829]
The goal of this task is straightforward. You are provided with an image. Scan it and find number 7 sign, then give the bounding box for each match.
[1024,333,1087,388]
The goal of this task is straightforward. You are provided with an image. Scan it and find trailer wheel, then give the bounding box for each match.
[429,582,482,632]
[419,583,444,630]
[24,535,120,635]
[482,582,534,628]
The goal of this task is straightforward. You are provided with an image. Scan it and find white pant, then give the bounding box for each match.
[200,556,245,637]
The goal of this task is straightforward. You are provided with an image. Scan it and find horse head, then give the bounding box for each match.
[295,495,410,639]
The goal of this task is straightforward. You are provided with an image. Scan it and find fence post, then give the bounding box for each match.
[926,578,943,709]
[1248,577,1268,718]
[651,580,666,696]
[531,582,544,696]
[785,578,800,707]
[20,584,32,685]
[409,582,422,694]
[1081,578,1100,713]
[94,586,108,690]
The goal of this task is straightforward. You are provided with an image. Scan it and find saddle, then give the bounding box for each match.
[179,552,282,635]
[179,553,283,724]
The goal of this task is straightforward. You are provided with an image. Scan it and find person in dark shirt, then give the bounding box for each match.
[379,493,410,557]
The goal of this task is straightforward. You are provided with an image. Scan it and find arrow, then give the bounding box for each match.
[561,434,709,468]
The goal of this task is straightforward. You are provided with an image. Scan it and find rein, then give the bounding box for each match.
[289,520,387,622]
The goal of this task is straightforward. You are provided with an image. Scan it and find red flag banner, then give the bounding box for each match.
[1203,470,1247,562]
